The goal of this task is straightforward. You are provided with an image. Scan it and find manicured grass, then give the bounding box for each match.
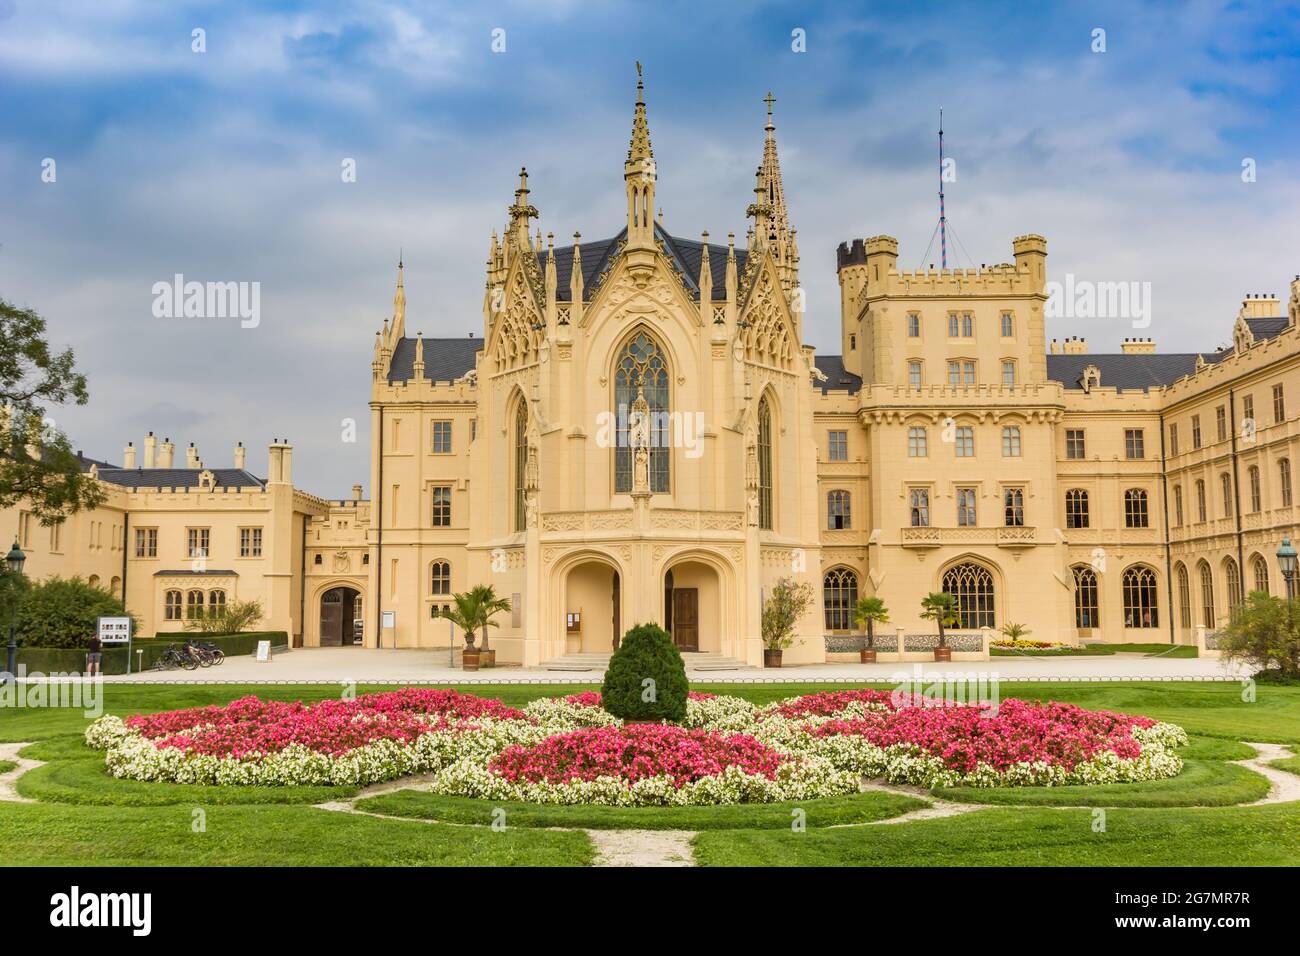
[1270,755,1300,776]
[692,803,1300,867]
[357,788,929,830]
[0,760,14,775]
[992,647,1095,657]
[1085,642,1198,658]
[937,758,1268,808]
[0,801,592,866]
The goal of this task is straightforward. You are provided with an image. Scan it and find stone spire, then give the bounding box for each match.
[391,254,406,339]
[508,167,538,248]
[624,62,656,250]
[749,92,796,290]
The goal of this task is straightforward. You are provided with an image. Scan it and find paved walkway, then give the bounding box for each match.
[17,645,1250,684]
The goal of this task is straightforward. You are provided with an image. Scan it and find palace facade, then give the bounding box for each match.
[5,74,1299,664]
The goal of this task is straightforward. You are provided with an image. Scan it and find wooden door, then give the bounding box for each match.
[672,588,698,651]
[320,590,343,646]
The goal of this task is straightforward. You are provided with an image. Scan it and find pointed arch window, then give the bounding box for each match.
[1198,561,1216,628]
[614,331,670,493]
[823,568,858,631]
[1072,565,1099,629]
[1122,566,1159,628]
[514,401,528,531]
[1252,555,1270,595]
[1225,558,1243,619]
[758,396,773,530]
[1176,563,1192,628]
[942,562,995,629]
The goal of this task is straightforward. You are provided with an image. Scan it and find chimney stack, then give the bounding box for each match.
[123,441,136,469]
[352,483,363,502]
[1121,337,1156,355]
[158,437,175,468]
[143,432,157,468]
[267,439,292,484]
[234,441,246,469]
[186,442,200,468]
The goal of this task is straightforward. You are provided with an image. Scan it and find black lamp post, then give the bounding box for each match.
[5,540,26,679]
[1278,538,1297,601]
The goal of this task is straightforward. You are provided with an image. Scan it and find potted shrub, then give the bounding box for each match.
[853,596,889,663]
[600,622,689,723]
[761,577,815,667]
[468,584,511,669]
[920,591,958,661]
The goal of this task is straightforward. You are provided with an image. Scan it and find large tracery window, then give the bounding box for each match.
[1122,565,1159,628]
[614,331,670,493]
[1073,565,1099,628]
[942,562,995,629]
[757,397,773,530]
[514,401,528,531]
[822,568,858,631]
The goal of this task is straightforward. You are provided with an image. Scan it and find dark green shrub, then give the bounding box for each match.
[600,622,689,722]
[13,576,138,649]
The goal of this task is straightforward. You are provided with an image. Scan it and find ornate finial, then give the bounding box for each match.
[763,91,776,128]
[626,63,653,163]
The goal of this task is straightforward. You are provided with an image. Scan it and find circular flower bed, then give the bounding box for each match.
[85,687,1187,801]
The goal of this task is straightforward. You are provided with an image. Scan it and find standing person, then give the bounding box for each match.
[86,633,102,677]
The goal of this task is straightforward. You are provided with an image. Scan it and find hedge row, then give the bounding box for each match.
[10,631,290,676]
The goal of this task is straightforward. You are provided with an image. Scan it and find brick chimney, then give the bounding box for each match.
[123,441,136,468]
[233,441,246,469]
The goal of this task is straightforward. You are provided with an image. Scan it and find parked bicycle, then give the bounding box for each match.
[152,645,200,671]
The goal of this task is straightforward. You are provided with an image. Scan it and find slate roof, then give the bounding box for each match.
[388,336,483,384]
[813,355,863,394]
[94,468,266,490]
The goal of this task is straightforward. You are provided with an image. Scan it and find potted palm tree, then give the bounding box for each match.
[920,591,959,661]
[469,584,511,669]
[436,592,484,671]
[853,596,889,663]
[761,577,814,667]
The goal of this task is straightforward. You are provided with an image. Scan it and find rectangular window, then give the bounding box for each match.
[907,426,928,458]
[135,528,158,558]
[1001,426,1021,457]
[1065,429,1086,459]
[956,487,978,526]
[470,419,477,442]
[49,521,62,552]
[947,361,961,386]
[431,485,452,527]
[963,361,975,384]
[908,361,923,389]
[431,420,452,454]
[1215,405,1227,442]
[1191,415,1202,449]
[1000,312,1014,337]
[1196,481,1207,522]
[1001,361,1015,386]
[1273,383,1286,423]
[828,431,848,461]
[1004,487,1024,527]
[1168,423,1179,456]
[955,426,974,457]
[1242,395,1254,432]
[1125,428,1145,460]
[909,488,930,527]
[239,527,263,558]
[17,511,33,549]
[907,313,920,337]
[961,313,973,337]
[1173,485,1184,525]
[187,528,210,559]
[948,313,959,337]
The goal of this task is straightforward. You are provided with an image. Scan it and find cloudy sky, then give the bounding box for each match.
[1,0,1297,497]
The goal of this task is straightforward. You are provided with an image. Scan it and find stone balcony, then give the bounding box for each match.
[900,525,1037,549]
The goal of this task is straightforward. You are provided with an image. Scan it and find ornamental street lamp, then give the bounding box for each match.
[1278,539,1297,601]
[5,540,26,679]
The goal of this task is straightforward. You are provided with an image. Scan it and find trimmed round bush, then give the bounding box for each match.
[600,623,689,723]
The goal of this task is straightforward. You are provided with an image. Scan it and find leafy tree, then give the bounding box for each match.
[920,592,959,648]
[853,596,890,649]
[184,599,263,635]
[1,299,104,522]
[600,622,688,722]
[13,576,137,648]
[1217,591,1300,680]
[761,577,815,652]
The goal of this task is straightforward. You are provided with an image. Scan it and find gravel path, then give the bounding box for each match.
[1236,742,1300,806]
[585,829,696,867]
[0,742,43,803]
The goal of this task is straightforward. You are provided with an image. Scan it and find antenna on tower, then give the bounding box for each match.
[938,107,947,271]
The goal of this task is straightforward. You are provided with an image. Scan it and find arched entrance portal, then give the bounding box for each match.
[564,561,621,652]
[320,586,362,646]
[664,560,721,653]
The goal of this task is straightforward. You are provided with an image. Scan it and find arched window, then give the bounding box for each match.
[1173,485,1184,525]
[757,396,773,529]
[513,400,528,531]
[186,589,205,620]
[1225,558,1243,619]
[87,574,100,589]
[822,568,858,631]
[1072,565,1099,629]
[1198,561,1215,628]
[110,576,121,599]
[1122,566,1159,627]
[431,561,451,595]
[1252,554,1270,595]
[1124,488,1149,528]
[1248,466,1262,512]
[1065,489,1089,528]
[164,590,182,621]
[1281,458,1293,507]
[1176,563,1192,629]
[827,490,851,529]
[614,330,669,493]
[1220,473,1233,516]
[209,590,226,614]
[1196,480,1207,521]
[942,562,995,628]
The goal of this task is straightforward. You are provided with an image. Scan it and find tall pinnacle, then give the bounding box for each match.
[627,61,654,165]
[758,91,791,245]
[392,255,406,338]
[624,62,657,249]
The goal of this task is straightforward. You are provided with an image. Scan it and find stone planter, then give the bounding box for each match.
[933,646,952,662]
[763,649,783,668]
[859,648,877,663]
[462,648,481,672]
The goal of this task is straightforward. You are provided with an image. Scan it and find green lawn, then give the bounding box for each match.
[0,679,1296,867]
[0,760,15,775]
[1271,755,1300,776]
[1084,642,1199,658]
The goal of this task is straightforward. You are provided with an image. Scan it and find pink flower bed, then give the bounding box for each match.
[124,690,526,759]
[771,689,896,719]
[489,725,783,787]
[563,690,716,708]
[807,697,1156,772]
